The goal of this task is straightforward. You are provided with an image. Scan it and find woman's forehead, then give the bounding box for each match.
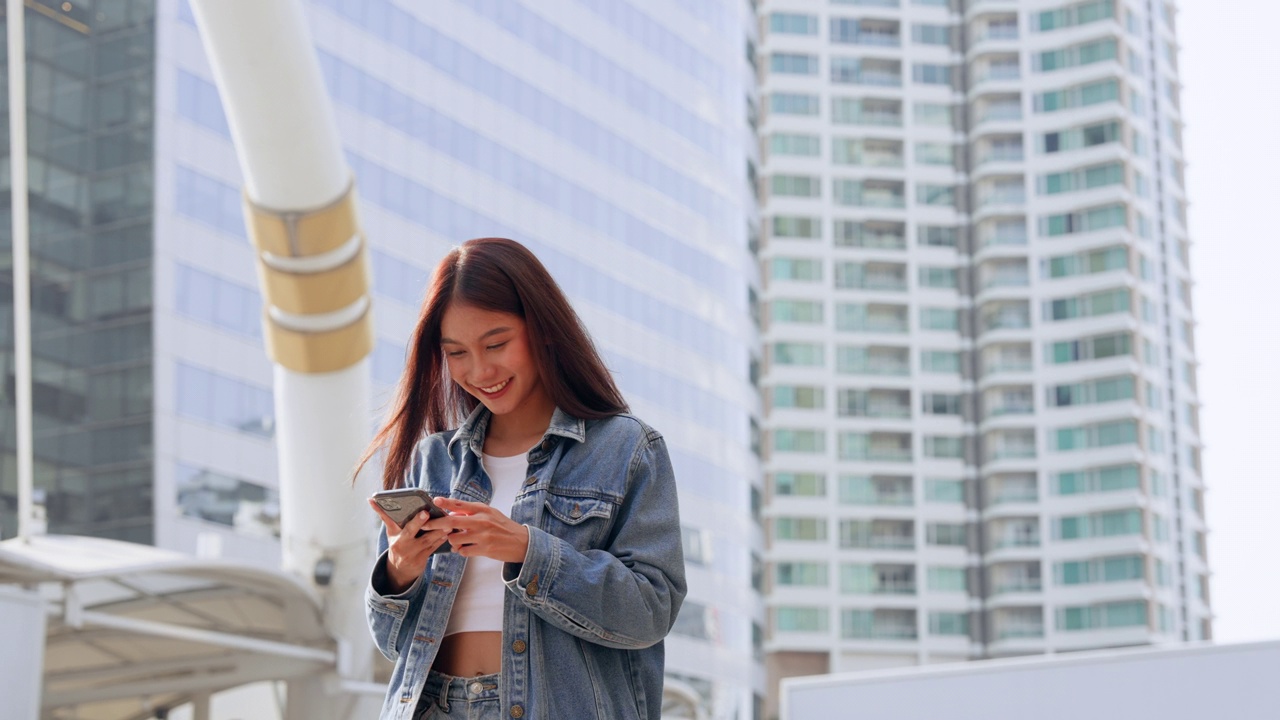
[439,303,524,342]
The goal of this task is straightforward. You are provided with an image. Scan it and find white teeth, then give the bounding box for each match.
[480,379,511,393]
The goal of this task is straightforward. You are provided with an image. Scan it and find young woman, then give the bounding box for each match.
[360,237,686,720]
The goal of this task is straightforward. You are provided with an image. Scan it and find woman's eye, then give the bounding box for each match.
[486,342,508,351]
[445,350,466,358]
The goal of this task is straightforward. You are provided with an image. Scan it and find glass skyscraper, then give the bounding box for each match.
[0,0,157,543]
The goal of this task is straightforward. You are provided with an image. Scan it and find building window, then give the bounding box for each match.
[772,472,826,497]
[774,607,829,633]
[1053,419,1139,451]
[773,517,828,542]
[771,215,822,240]
[772,385,825,410]
[769,93,821,116]
[1054,464,1141,495]
[772,429,826,454]
[1055,509,1142,540]
[770,52,820,75]
[921,350,961,374]
[927,566,968,592]
[929,612,969,636]
[769,12,819,35]
[776,562,829,587]
[771,342,824,367]
[925,479,965,504]
[176,464,280,537]
[927,522,968,547]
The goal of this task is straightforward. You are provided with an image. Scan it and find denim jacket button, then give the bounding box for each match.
[524,476,537,486]
[512,639,527,653]
[541,438,553,450]
[510,705,525,718]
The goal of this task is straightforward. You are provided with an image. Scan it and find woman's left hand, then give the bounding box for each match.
[428,497,530,563]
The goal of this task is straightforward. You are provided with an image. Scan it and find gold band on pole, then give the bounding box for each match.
[263,308,375,375]
[245,183,361,258]
[254,244,370,315]
[244,182,374,374]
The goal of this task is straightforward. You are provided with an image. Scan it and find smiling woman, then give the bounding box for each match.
[355,238,686,720]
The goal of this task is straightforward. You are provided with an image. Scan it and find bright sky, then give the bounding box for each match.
[1179,0,1280,643]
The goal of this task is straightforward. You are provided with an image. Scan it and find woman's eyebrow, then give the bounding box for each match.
[440,326,513,345]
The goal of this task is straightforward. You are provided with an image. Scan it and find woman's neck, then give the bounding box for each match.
[484,398,555,456]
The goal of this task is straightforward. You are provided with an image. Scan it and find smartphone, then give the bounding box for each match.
[371,488,452,553]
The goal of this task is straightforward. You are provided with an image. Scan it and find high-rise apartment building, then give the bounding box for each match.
[2,0,764,716]
[756,0,1206,708]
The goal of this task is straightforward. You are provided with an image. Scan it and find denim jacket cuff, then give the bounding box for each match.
[503,524,560,606]
[369,549,424,604]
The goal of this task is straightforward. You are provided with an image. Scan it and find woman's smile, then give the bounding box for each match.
[475,377,513,396]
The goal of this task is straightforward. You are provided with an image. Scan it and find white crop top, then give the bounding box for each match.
[444,450,527,636]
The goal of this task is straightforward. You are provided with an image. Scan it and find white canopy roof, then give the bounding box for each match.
[0,535,338,720]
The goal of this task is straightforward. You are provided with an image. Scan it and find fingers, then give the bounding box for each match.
[402,508,436,535]
[367,498,400,533]
[433,497,487,515]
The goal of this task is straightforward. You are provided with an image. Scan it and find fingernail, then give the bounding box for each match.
[419,511,427,520]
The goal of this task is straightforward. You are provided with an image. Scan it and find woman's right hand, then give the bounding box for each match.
[369,499,452,594]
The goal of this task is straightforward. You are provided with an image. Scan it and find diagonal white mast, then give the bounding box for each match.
[188,2,379,718]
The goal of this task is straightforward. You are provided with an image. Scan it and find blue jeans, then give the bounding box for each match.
[413,671,501,720]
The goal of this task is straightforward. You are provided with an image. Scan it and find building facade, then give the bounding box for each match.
[4,0,767,716]
[757,0,1206,710]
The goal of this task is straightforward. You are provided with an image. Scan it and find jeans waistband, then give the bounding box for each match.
[423,670,500,703]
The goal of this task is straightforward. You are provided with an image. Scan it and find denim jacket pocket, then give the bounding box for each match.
[543,493,616,548]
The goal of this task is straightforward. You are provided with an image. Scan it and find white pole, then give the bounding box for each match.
[188,2,378,719]
[0,586,45,720]
[7,0,35,542]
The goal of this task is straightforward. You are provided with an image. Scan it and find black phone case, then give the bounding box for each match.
[371,489,452,554]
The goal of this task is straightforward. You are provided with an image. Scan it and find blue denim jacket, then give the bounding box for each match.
[365,406,687,719]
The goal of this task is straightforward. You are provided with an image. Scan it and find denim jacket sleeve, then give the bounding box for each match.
[502,431,687,649]
[365,524,430,662]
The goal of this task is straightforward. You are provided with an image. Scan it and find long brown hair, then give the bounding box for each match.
[357,237,628,490]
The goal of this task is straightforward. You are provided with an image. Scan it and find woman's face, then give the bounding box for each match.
[439,303,552,427]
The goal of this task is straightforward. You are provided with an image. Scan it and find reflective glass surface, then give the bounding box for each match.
[1,1,156,542]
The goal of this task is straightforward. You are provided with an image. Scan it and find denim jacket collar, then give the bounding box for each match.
[446,404,586,460]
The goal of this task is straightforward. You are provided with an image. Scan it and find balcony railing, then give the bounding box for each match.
[992,580,1042,594]
[983,360,1033,375]
[983,313,1031,331]
[874,582,917,595]
[997,625,1044,639]
[851,33,901,48]
[983,272,1029,288]
[867,403,911,419]
[973,26,1020,43]
[989,488,1039,505]
[979,229,1028,247]
[987,403,1034,417]
[978,148,1024,165]
[845,489,914,506]
[992,534,1040,549]
[989,447,1037,460]
[868,448,913,462]
[979,190,1027,207]
[869,535,915,550]
[845,626,918,640]
[847,361,911,376]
